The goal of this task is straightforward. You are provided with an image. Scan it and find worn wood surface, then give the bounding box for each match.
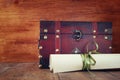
[0,0,120,62]
[0,63,120,80]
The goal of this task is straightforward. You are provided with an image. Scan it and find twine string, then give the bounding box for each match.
[81,41,100,80]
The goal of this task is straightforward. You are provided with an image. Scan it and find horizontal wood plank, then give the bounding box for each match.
[0,63,120,80]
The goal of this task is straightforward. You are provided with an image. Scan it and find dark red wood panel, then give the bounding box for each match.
[61,35,112,53]
[40,34,55,57]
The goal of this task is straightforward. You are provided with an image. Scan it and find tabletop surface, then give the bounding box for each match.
[0,63,120,80]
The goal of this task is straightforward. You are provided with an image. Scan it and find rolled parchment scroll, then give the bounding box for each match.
[49,54,120,73]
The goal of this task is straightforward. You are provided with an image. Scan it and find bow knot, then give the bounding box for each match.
[81,41,100,70]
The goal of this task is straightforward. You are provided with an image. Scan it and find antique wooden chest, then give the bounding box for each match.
[38,21,112,68]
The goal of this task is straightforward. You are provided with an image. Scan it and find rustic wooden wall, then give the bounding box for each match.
[0,0,120,62]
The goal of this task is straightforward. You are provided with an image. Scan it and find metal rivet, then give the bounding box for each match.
[55,49,59,52]
[93,36,96,38]
[39,65,42,68]
[75,50,78,54]
[104,36,108,40]
[56,29,60,33]
[56,35,60,38]
[44,35,47,39]
[109,46,112,49]
[93,30,96,33]
[44,29,48,33]
[105,29,108,32]
[38,55,42,58]
[39,46,43,49]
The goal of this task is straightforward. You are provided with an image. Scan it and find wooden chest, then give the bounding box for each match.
[38,21,112,68]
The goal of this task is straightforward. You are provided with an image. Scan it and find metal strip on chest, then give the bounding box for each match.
[55,21,61,54]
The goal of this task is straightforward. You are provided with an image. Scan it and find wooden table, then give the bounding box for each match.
[0,63,120,80]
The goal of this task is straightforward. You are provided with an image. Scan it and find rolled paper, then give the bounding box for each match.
[49,54,120,73]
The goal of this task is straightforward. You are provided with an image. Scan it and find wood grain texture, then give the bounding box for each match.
[0,63,119,80]
[0,0,120,62]
[58,71,120,80]
[0,63,59,80]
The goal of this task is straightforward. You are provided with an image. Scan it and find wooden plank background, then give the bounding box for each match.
[0,0,120,62]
